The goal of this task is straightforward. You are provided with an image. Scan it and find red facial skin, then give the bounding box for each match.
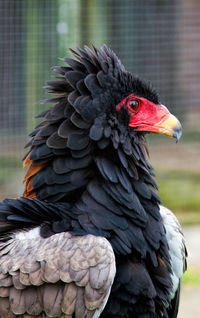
[116,94,171,133]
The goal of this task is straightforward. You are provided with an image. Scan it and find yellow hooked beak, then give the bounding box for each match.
[154,113,182,142]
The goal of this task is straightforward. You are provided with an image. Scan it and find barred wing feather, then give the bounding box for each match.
[0,229,116,318]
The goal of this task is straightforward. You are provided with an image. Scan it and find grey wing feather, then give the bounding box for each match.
[167,280,181,318]
[160,205,187,301]
[0,228,116,318]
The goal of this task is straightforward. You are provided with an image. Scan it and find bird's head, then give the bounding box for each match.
[43,44,182,170]
[54,45,181,145]
[116,93,182,142]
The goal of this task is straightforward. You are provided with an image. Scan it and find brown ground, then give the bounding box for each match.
[179,285,200,318]
[178,226,200,318]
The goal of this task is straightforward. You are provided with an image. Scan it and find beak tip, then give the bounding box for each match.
[173,127,182,143]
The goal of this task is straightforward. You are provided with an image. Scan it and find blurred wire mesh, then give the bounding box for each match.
[0,0,200,200]
[1,2,200,316]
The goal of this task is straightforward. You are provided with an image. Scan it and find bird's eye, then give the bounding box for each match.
[128,100,139,112]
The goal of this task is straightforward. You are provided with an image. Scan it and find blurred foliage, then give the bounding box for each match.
[157,170,200,213]
[0,157,22,184]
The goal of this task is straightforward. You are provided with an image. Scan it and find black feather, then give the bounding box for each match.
[70,112,90,129]
[116,166,132,192]
[58,119,82,138]
[63,104,75,118]
[70,143,92,158]
[89,124,104,141]
[95,157,118,183]
[81,57,98,74]
[73,95,90,114]
[53,155,92,174]
[118,148,128,169]
[133,180,152,200]
[51,66,71,75]
[86,180,123,216]
[67,134,89,150]
[104,125,112,138]
[30,144,53,160]
[65,71,85,89]
[167,280,181,318]
[45,103,65,122]
[84,74,101,95]
[76,79,89,95]
[63,57,86,72]
[46,132,67,149]
[38,124,58,137]
[97,137,110,149]
[45,80,70,93]
[68,90,80,106]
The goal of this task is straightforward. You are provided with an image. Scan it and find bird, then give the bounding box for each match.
[0,45,187,318]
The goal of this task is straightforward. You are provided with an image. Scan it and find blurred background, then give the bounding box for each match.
[0,1,199,316]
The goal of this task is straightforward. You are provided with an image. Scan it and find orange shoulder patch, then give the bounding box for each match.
[23,152,32,167]
[23,162,46,182]
[23,159,46,199]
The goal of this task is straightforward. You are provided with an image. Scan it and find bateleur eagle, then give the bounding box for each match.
[0,45,187,318]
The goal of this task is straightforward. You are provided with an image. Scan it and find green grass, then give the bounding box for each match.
[182,269,200,286]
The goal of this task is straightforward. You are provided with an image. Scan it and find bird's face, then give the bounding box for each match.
[116,94,182,141]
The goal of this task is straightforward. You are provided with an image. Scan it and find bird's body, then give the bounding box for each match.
[0,45,186,318]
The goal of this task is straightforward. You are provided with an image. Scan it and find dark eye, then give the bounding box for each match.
[129,100,139,112]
